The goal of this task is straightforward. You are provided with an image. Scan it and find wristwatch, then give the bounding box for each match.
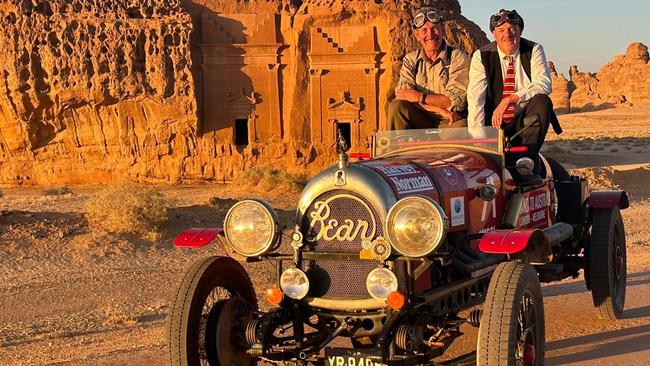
[420,92,427,105]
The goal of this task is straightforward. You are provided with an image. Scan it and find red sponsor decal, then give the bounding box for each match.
[518,190,550,229]
[365,162,439,199]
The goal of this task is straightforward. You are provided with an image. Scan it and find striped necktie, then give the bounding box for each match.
[501,55,516,124]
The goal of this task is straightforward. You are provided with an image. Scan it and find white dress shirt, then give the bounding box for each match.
[467,42,552,127]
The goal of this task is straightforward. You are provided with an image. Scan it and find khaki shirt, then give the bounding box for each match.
[397,42,470,112]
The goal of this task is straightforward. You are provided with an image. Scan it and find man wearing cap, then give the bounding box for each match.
[467,9,562,176]
[388,7,470,130]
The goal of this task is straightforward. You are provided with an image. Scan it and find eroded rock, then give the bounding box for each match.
[564,42,650,112]
[0,0,489,185]
[548,61,572,114]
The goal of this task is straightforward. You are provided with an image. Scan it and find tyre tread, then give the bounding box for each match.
[165,256,257,366]
[589,207,626,320]
[477,262,545,366]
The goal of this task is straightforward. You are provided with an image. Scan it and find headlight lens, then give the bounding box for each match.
[366,268,398,300]
[280,268,310,299]
[224,200,279,257]
[385,196,447,257]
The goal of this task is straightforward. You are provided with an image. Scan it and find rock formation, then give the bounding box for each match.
[548,61,571,114]
[583,42,650,109]
[549,42,650,113]
[0,0,488,185]
[0,0,196,184]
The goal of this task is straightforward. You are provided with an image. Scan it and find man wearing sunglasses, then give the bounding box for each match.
[467,9,562,177]
[388,7,470,130]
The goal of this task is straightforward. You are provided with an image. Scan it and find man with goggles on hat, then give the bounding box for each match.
[467,9,562,179]
[388,6,470,130]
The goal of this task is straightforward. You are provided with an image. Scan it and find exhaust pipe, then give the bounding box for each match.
[542,222,573,246]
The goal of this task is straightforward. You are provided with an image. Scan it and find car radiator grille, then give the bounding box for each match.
[300,190,383,300]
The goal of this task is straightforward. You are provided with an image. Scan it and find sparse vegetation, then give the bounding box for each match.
[42,186,73,196]
[235,167,308,193]
[85,182,168,240]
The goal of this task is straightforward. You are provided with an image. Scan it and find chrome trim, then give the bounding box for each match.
[296,164,397,226]
[304,296,386,310]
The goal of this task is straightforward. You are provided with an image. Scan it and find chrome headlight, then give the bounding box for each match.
[224,199,279,257]
[366,268,398,300]
[280,268,310,299]
[385,196,447,257]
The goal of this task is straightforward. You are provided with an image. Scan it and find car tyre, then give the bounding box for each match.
[166,256,258,366]
[589,207,626,320]
[477,262,545,366]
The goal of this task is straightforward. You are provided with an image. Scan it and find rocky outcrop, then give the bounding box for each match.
[587,42,650,108]
[551,42,650,113]
[0,0,196,184]
[0,0,488,185]
[568,66,604,112]
[548,61,571,114]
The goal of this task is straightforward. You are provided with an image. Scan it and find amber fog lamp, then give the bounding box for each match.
[265,286,284,306]
[224,199,279,257]
[385,196,447,257]
[386,291,406,310]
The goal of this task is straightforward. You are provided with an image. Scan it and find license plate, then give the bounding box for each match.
[325,347,383,366]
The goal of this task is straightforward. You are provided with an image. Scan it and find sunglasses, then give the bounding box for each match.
[413,10,442,29]
[489,10,519,30]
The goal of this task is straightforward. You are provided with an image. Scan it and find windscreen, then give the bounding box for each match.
[374,127,500,156]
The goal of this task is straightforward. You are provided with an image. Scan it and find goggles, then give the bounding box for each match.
[412,8,442,29]
[489,9,523,32]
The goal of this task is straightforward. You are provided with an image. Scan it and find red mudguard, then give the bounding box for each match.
[173,228,223,248]
[478,229,545,254]
[587,190,629,209]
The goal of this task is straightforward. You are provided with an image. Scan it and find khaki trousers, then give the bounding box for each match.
[387,100,467,130]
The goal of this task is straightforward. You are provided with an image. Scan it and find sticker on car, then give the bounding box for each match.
[451,196,465,226]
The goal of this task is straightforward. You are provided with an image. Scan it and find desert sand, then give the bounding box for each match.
[1,107,650,365]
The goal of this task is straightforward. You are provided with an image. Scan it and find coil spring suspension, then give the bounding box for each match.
[395,325,415,351]
[245,318,261,346]
[467,309,482,328]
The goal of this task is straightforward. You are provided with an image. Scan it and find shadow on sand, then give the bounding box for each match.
[546,324,650,365]
[542,270,650,298]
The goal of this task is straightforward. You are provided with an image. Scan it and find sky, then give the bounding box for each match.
[459,0,650,76]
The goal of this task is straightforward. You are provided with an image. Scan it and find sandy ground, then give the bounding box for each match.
[1,107,650,365]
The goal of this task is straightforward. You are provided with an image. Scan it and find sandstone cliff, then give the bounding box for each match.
[548,61,572,114]
[0,0,488,185]
[550,42,650,114]
[0,0,196,184]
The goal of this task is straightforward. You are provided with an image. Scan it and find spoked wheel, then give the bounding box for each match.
[589,207,626,320]
[477,262,544,366]
[166,256,258,366]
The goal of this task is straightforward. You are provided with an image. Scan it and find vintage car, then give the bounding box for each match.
[165,125,629,366]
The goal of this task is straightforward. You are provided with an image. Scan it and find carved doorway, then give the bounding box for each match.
[335,121,351,149]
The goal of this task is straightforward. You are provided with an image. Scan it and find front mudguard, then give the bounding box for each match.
[173,227,254,261]
[173,227,223,248]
